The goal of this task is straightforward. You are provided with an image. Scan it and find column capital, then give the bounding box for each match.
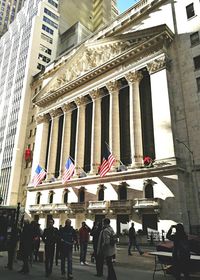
[62,102,76,113]
[147,55,170,74]
[89,89,102,100]
[125,71,143,84]
[36,114,50,124]
[49,108,63,118]
[75,96,89,107]
[106,80,120,93]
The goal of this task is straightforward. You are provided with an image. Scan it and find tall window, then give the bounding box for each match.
[193,55,200,70]
[196,77,200,92]
[190,32,199,46]
[98,186,104,201]
[186,3,195,19]
[79,188,85,203]
[49,191,54,204]
[63,190,68,203]
[36,192,41,204]
[145,184,154,198]
[118,185,127,200]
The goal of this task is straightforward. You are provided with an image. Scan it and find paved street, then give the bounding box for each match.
[0,245,174,280]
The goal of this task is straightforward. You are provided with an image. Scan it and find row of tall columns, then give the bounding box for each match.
[32,59,175,182]
[106,81,120,166]
[90,90,102,174]
[74,96,88,175]
[60,103,74,175]
[126,71,143,166]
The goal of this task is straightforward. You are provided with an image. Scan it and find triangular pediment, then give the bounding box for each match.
[34,24,173,106]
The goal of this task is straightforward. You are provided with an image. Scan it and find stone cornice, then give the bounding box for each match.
[34,26,174,107]
[27,163,179,191]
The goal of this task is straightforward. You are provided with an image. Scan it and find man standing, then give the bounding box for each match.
[79,221,91,265]
[42,219,59,277]
[18,220,33,274]
[97,218,117,280]
[128,222,143,256]
[59,219,77,280]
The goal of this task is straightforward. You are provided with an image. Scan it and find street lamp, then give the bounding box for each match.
[176,138,200,232]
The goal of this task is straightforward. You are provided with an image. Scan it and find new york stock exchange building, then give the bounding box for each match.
[25,0,200,237]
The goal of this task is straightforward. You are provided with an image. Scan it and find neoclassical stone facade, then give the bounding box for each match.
[24,0,200,236]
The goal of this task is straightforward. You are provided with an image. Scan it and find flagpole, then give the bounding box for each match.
[105,141,125,167]
[69,155,86,175]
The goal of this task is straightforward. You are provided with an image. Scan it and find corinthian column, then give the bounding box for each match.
[74,96,88,175]
[125,71,143,166]
[90,89,102,174]
[60,103,75,177]
[106,81,120,164]
[46,108,62,179]
[147,55,174,159]
[31,114,50,179]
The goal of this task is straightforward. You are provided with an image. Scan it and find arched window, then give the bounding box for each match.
[145,183,154,198]
[79,187,85,203]
[36,192,41,205]
[49,191,54,204]
[118,185,127,200]
[98,187,104,201]
[63,190,68,204]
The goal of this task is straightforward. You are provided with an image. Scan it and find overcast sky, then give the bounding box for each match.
[117,0,138,13]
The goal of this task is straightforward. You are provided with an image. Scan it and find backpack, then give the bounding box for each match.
[176,239,190,261]
[110,234,118,246]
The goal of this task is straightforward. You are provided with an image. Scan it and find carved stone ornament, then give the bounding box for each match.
[74,96,89,107]
[147,56,168,74]
[62,103,76,113]
[125,71,143,84]
[106,80,120,93]
[45,42,130,95]
[49,108,63,118]
[36,114,50,124]
[89,89,102,100]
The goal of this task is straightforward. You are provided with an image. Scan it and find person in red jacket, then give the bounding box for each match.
[79,222,91,265]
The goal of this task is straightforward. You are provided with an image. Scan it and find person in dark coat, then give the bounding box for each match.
[79,221,91,265]
[59,219,77,280]
[90,221,104,277]
[42,219,59,277]
[128,223,143,255]
[97,218,117,280]
[18,219,34,274]
[31,221,42,262]
[166,224,190,280]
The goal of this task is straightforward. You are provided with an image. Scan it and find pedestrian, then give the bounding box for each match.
[128,222,143,256]
[97,218,117,280]
[18,219,33,274]
[42,219,59,277]
[59,219,77,280]
[166,224,190,280]
[74,229,80,252]
[55,225,63,266]
[32,221,42,262]
[90,221,104,277]
[79,221,91,265]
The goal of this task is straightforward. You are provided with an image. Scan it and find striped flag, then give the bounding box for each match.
[62,158,75,184]
[99,145,115,177]
[32,164,46,187]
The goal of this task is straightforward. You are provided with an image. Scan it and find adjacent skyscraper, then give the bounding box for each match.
[0,0,26,37]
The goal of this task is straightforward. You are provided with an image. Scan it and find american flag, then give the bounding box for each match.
[99,146,115,177]
[62,158,75,184]
[32,165,46,187]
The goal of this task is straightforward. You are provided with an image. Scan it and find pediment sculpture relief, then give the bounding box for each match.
[44,41,131,95]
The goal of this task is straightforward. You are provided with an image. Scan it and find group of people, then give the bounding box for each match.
[6,218,191,280]
[15,217,117,280]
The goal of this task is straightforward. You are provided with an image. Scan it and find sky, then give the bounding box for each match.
[117,0,139,13]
